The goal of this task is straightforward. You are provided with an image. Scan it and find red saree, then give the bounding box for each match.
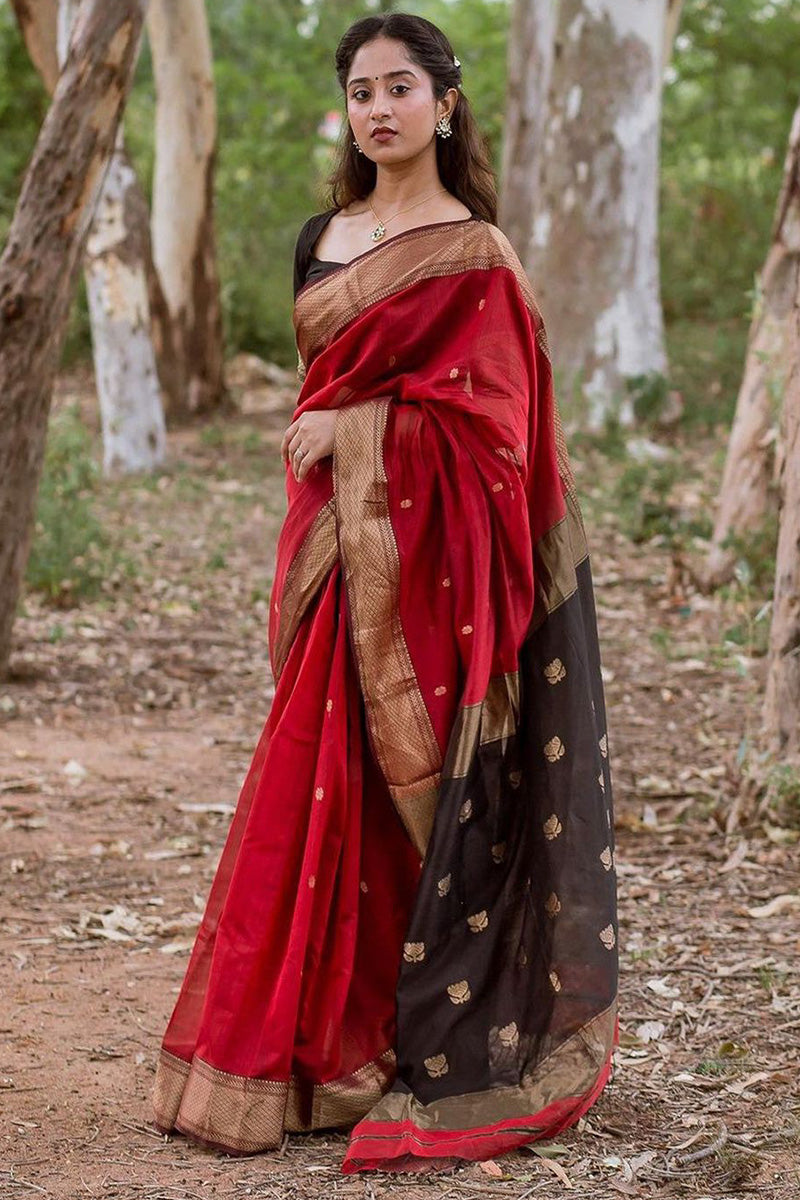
[152,217,619,1173]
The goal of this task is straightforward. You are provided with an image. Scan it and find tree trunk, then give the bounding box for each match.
[498,0,557,254]
[55,0,167,474]
[705,103,800,588]
[0,0,148,677]
[146,0,228,418]
[763,257,800,762]
[10,0,59,91]
[504,1,668,430]
[663,0,684,69]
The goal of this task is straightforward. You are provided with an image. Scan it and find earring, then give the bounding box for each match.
[352,139,364,154]
[435,115,452,138]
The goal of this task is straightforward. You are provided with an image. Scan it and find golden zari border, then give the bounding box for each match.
[294,221,541,370]
[444,672,520,781]
[153,1047,397,1154]
[272,498,338,682]
[347,1000,616,1142]
[333,398,442,856]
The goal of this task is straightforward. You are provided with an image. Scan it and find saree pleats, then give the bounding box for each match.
[152,218,618,1170]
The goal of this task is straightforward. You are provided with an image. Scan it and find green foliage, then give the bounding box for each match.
[25,404,121,604]
[660,0,800,424]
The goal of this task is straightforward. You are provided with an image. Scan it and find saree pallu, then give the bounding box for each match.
[151,219,619,1173]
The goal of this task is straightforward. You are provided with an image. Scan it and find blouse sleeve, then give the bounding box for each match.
[293,218,313,302]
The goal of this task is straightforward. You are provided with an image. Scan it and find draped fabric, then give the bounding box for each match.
[151,216,619,1173]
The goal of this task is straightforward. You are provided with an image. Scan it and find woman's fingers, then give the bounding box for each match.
[280,419,298,463]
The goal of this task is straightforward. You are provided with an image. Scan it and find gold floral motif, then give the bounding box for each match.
[498,1021,519,1048]
[447,979,471,1005]
[449,367,459,379]
[598,771,605,792]
[599,732,608,758]
[543,813,562,840]
[491,842,506,863]
[545,891,561,917]
[434,685,447,696]
[442,577,451,587]
[437,873,452,897]
[326,698,333,713]
[423,1053,449,1078]
[549,970,562,992]
[544,735,565,763]
[600,846,613,871]
[599,923,616,949]
[360,880,368,893]
[478,297,486,310]
[467,910,488,933]
[461,624,473,635]
[400,498,413,509]
[459,797,473,823]
[544,657,567,685]
[315,786,324,801]
[403,941,425,963]
[308,875,316,888]
[492,481,504,492]
[508,769,522,788]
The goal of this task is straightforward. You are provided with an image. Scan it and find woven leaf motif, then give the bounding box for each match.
[544,657,566,684]
[544,736,565,762]
[599,923,616,949]
[459,797,473,823]
[403,941,425,963]
[467,910,488,933]
[549,970,562,992]
[545,891,561,917]
[508,769,522,788]
[600,846,613,870]
[498,1021,519,1048]
[447,979,471,1004]
[423,1053,449,1078]
[491,842,506,863]
[599,732,608,758]
[437,873,452,897]
[543,813,563,840]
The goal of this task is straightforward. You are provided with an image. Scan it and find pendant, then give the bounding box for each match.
[370,222,386,242]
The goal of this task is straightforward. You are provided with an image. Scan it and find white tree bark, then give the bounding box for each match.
[498,0,557,252]
[56,0,166,475]
[502,1,668,430]
[763,252,800,762]
[705,103,800,587]
[147,0,226,416]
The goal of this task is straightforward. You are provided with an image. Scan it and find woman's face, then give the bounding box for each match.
[345,36,454,162]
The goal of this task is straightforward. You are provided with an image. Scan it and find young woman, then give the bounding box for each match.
[152,12,619,1175]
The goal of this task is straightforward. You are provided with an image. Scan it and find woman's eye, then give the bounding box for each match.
[352,85,409,101]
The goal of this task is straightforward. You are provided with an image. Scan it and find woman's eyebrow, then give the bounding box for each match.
[347,69,417,87]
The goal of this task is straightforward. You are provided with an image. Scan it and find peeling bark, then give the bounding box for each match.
[147,0,228,418]
[706,103,800,588]
[502,0,668,429]
[763,252,800,761]
[0,0,148,676]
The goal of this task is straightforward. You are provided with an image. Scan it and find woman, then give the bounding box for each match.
[152,12,619,1175]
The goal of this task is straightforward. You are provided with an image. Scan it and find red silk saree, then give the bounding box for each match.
[152,217,619,1173]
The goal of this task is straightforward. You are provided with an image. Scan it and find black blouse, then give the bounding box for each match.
[293,208,481,299]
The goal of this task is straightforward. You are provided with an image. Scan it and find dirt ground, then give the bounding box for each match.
[1,368,799,1199]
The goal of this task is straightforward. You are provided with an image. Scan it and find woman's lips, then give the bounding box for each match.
[371,130,397,142]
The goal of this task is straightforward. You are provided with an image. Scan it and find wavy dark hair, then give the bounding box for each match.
[324,12,497,224]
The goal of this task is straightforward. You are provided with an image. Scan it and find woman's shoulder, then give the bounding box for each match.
[293,208,340,298]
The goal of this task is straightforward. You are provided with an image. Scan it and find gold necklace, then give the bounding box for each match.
[366,187,448,242]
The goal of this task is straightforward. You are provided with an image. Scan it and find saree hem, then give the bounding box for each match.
[153,1045,398,1154]
[340,1011,618,1173]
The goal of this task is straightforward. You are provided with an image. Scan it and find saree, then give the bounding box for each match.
[151,217,619,1173]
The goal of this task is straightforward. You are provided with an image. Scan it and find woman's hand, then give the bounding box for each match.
[280,410,337,483]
